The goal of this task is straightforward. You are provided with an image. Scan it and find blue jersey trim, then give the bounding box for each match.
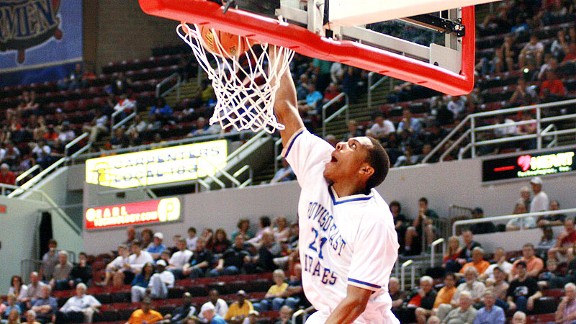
[329,186,373,205]
[284,129,305,158]
[348,278,381,289]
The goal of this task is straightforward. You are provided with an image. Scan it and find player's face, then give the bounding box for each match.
[324,137,372,184]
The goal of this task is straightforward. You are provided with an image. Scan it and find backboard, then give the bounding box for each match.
[139,0,502,95]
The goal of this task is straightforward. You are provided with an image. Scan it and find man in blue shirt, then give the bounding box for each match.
[201,302,226,324]
[473,290,505,324]
[31,285,58,324]
[147,232,167,260]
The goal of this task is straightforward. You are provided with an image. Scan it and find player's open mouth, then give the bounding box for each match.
[330,155,337,163]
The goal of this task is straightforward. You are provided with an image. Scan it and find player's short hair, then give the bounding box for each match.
[364,136,390,190]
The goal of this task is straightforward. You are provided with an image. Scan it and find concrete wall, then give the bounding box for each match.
[82,156,576,255]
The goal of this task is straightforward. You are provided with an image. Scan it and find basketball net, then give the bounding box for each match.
[177,22,294,134]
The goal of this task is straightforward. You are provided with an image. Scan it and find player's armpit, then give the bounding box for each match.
[325,285,372,324]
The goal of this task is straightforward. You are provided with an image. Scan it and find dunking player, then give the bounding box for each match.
[273,60,400,322]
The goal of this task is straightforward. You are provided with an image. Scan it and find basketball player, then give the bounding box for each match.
[273,60,400,323]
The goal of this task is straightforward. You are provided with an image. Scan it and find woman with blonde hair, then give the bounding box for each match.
[443,236,463,273]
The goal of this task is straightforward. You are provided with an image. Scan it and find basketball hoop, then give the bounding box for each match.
[177,22,294,134]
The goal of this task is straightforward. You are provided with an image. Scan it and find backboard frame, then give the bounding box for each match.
[139,0,477,95]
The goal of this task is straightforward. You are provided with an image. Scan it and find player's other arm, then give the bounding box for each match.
[325,285,372,324]
[274,64,305,148]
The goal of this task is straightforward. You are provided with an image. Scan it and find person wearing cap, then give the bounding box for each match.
[126,297,163,324]
[0,163,16,185]
[529,177,549,214]
[469,207,497,235]
[201,302,226,324]
[506,261,541,314]
[163,292,197,323]
[147,232,167,260]
[225,290,253,324]
[131,260,174,302]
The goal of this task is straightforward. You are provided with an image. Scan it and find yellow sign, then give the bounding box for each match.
[86,140,228,188]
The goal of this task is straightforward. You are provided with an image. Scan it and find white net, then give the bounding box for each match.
[177,22,295,134]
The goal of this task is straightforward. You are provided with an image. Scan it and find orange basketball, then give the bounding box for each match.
[199,26,254,58]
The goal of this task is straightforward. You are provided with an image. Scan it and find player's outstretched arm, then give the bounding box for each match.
[325,285,371,324]
[274,62,305,148]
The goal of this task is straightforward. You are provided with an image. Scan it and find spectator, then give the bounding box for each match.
[208,234,251,277]
[506,261,542,314]
[211,228,231,255]
[126,297,163,324]
[123,241,154,284]
[82,109,108,143]
[506,201,535,231]
[50,250,73,291]
[109,72,132,96]
[253,269,288,312]
[540,70,567,102]
[149,97,173,124]
[537,199,566,227]
[30,285,57,324]
[536,226,557,260]
[271,158,296,183]
[440,291,477,324]
[459,247,490,278]
[225,290,254,324]
[270,264,305,312]
[444,236,463,273]
[166,238,192,279]
[397,108,423,138]
[554,282,576,324]
[57,122,76,144]
[96,244,129,287]
[113,94,136,119]
[22,272,47,309]
[518,186,531,211]
[341,119,364,142]
[390,201,408,252]
[298,83,323,115]
[518,35,544,69]
[404,198,438,255]
[183,237,213,278]
[447,96,466,121]
[473,290,505,324]
[431,273,458,315]
[201,302,226,324]
[3,294,21,320]
[56,283,101,323]
[31,139,52,169]
[163,292,196,323]
[509,78,538,107]
[530,177,549,213]
[40,240,59,282]
[5,308,20,324]
[538,55,559,81]
[247,229,282,273]
[405,276,437,324]
[24,310,41,324]
[0,163,16,185]
[458,230,482,264]
[510,243,544,281]
[486,267,510,311]
[275,305,293,324]
[548,218,576,263]
[469,208,497,235]
[512,311,526,324]
[133,260,174,302]
[481,247,513,281]
[8,275,27,305]
[231,219,254,241]
[69,252,92,288]
[389,277,407,318]
[146,232,166,260]
[198,289,228,323]
[141,229,156,250]
[365,112,395,142]
[130,262,155,303]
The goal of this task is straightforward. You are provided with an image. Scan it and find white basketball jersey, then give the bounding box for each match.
[283,129,399,323]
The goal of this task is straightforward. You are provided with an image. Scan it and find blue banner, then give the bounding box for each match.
[0,0,83,86]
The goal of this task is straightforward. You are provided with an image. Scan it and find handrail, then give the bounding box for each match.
[400,259,415,292]
[8,157,67,198]
[452,208,576,236]
[292,306,315,323]
[322,92,349,138]
[110,105,136,131]
[423,98,576,163]
[156,72,182,99]
[367,72,390,111]
[16,165,40,185]
[430,238,445,268]
[64,132,89,156]
[541,124,558,148]
[112,111,137,131]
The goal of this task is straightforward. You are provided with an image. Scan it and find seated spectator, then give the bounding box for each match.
[0,163,16,185]
[187,117,214,137]
[109,72,132,96]
[535,226,556,260]
[3,294,21,320]
[275,305,293,324]
[510,243,544,281]
[167,238,193,279]
[444,236,463,273]
[365,112,395,142]
[5,308,20,324]
[82,109,108,143]
[208,234,251,277]
[201,302,226,324]
[341,119,364,141]
[50,250,73,291]
[427,273,457,320]
[516,113,537,150]
[509,78,538,107]
[271,158,296,183]
[31,139,53,169]
[253,269,289,312]
[126,297,163,324]
[146,232,166,260]
[390,201,408,252]
[518,35,544,69]
[69,252,92,287]
[458,230,482,264]
[130,262,155,303]
[211,228,231,255]
[96,244,129,287]
[506,201,535,231]
[506,261,541,314]
[473,290,505,324]
[149,97,173,124]
[30,285,57,324]
[554,282,576,324]
[511,311,526,324]
[198,289,228,323]
[8,275,27,306]
[537,199,566,227]
[403,276,437,324]
[182,237,213,278]
[539,70,567,102]
[538,55,558,81]
[481,247,513,281]
[231,219,254,241]
[24,310,41,324]
[469,208,497,235]
[163,292,196,323]
[22,272,47,309]
[538,258,565,289]
[141,228,155,250]
[132,260,174,302]
[440,291,477,324]
[447,95,466,121]
[247,229,282,273]
[548,218,576,263]
[225,290,254,324]
[485,267,510,311]
[56,283,101,323]
[397,108,423,138]
[394,145,420,167]
[297,83,323,115]
[459,247,490,278]
[113,94,136,120]
[389,277,407,318]
[57,122,76,145]
[124,241,154,284]
[404,198,438,255]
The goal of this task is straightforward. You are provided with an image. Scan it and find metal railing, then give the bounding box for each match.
[423,99,576,163]
[110,107,137,131]
[400,259,415,291]
[367,72,391,111]
[156,72,182,99]
[321,92,349,138]
[430,238,446,268]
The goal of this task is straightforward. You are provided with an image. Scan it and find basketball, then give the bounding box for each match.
[199,26,253,57]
